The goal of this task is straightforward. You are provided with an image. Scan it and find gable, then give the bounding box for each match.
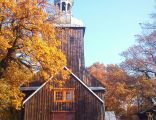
[22,67,104,105]
[21,67,105,120]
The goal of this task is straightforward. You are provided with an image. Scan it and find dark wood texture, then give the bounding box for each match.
[56,27,85,80]
[21,26,105,120]
[53,112,75,120]
[23,74,104,120]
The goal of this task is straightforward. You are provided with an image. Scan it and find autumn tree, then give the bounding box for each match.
[0,0,67,119]
[87,63,132,117]
[121,32,156,79]
[119,4,156,118]
[86,62,106,85]
[120,28,156,112]
[87,63,156,119]
[128,76,156,111]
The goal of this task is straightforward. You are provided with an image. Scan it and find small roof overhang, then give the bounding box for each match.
[20,87,39,91]
[89,87,106,92]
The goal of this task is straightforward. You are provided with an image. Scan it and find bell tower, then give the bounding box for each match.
[54,0,75,24]
[54,0,73,14]
[54,0,85,79]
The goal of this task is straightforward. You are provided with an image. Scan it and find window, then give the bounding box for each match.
[67,3,71,11]
[66,91,73,101]
[54,88,75,102]
[57,3,60,10]
[62,2,66,12]
[55,91,63,101]
[70,36,74,43]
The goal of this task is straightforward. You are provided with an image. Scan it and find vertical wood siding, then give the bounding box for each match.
[56,27,85,80]
[22,26,105,120]
[23,74,104,120]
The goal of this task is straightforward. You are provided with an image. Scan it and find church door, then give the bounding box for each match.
[53,112,75,120]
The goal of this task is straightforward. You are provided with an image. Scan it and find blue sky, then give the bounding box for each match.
[72,0,155,66]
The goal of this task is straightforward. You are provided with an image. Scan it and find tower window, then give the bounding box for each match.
[62,2,66,12]
[57,3,60,10]
[67,3,71,11]
[70,36,74,43]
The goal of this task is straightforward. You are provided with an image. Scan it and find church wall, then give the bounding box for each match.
[23,74,104,120]
[56,27,85,80]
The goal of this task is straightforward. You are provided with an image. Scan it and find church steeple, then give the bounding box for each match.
[54,0,84,26]
[54,0,85,79]
[54,0,73,14]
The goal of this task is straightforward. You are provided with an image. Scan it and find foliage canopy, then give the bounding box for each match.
[0,0,67,118]
[87,63,156,119]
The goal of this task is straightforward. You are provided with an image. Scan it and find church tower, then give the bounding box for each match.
[54,0,73,13]
[20,2,105,120]
[54,0,85,79]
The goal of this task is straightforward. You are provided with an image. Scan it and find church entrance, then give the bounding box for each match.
[52,112,75,120]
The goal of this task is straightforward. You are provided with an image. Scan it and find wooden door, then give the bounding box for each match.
[53,112,75,120]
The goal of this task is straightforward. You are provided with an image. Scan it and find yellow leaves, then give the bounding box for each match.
[0,61,32,115]
[116,83,127,95]
[0,36,11,50]
[0,0,68,118]
[0,36,11,60]
[26,35,66,79]
[39,70,50,80]
[10,87,24,110]
[0,0,16,9]
[0,79,24,111]
[0,59,31,116]
[0,80,11,114]
[4,61,33,85]
[53,78,65,87]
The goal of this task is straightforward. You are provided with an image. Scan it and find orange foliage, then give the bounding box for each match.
[0,0,67,119]
[87,63,156,117]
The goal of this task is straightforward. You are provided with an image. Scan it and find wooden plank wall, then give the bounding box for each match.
[23,74,104,120]
[23,27,105,120]
[56,27,85,80]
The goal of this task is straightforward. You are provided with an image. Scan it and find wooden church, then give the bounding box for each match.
[20,0,106,120]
